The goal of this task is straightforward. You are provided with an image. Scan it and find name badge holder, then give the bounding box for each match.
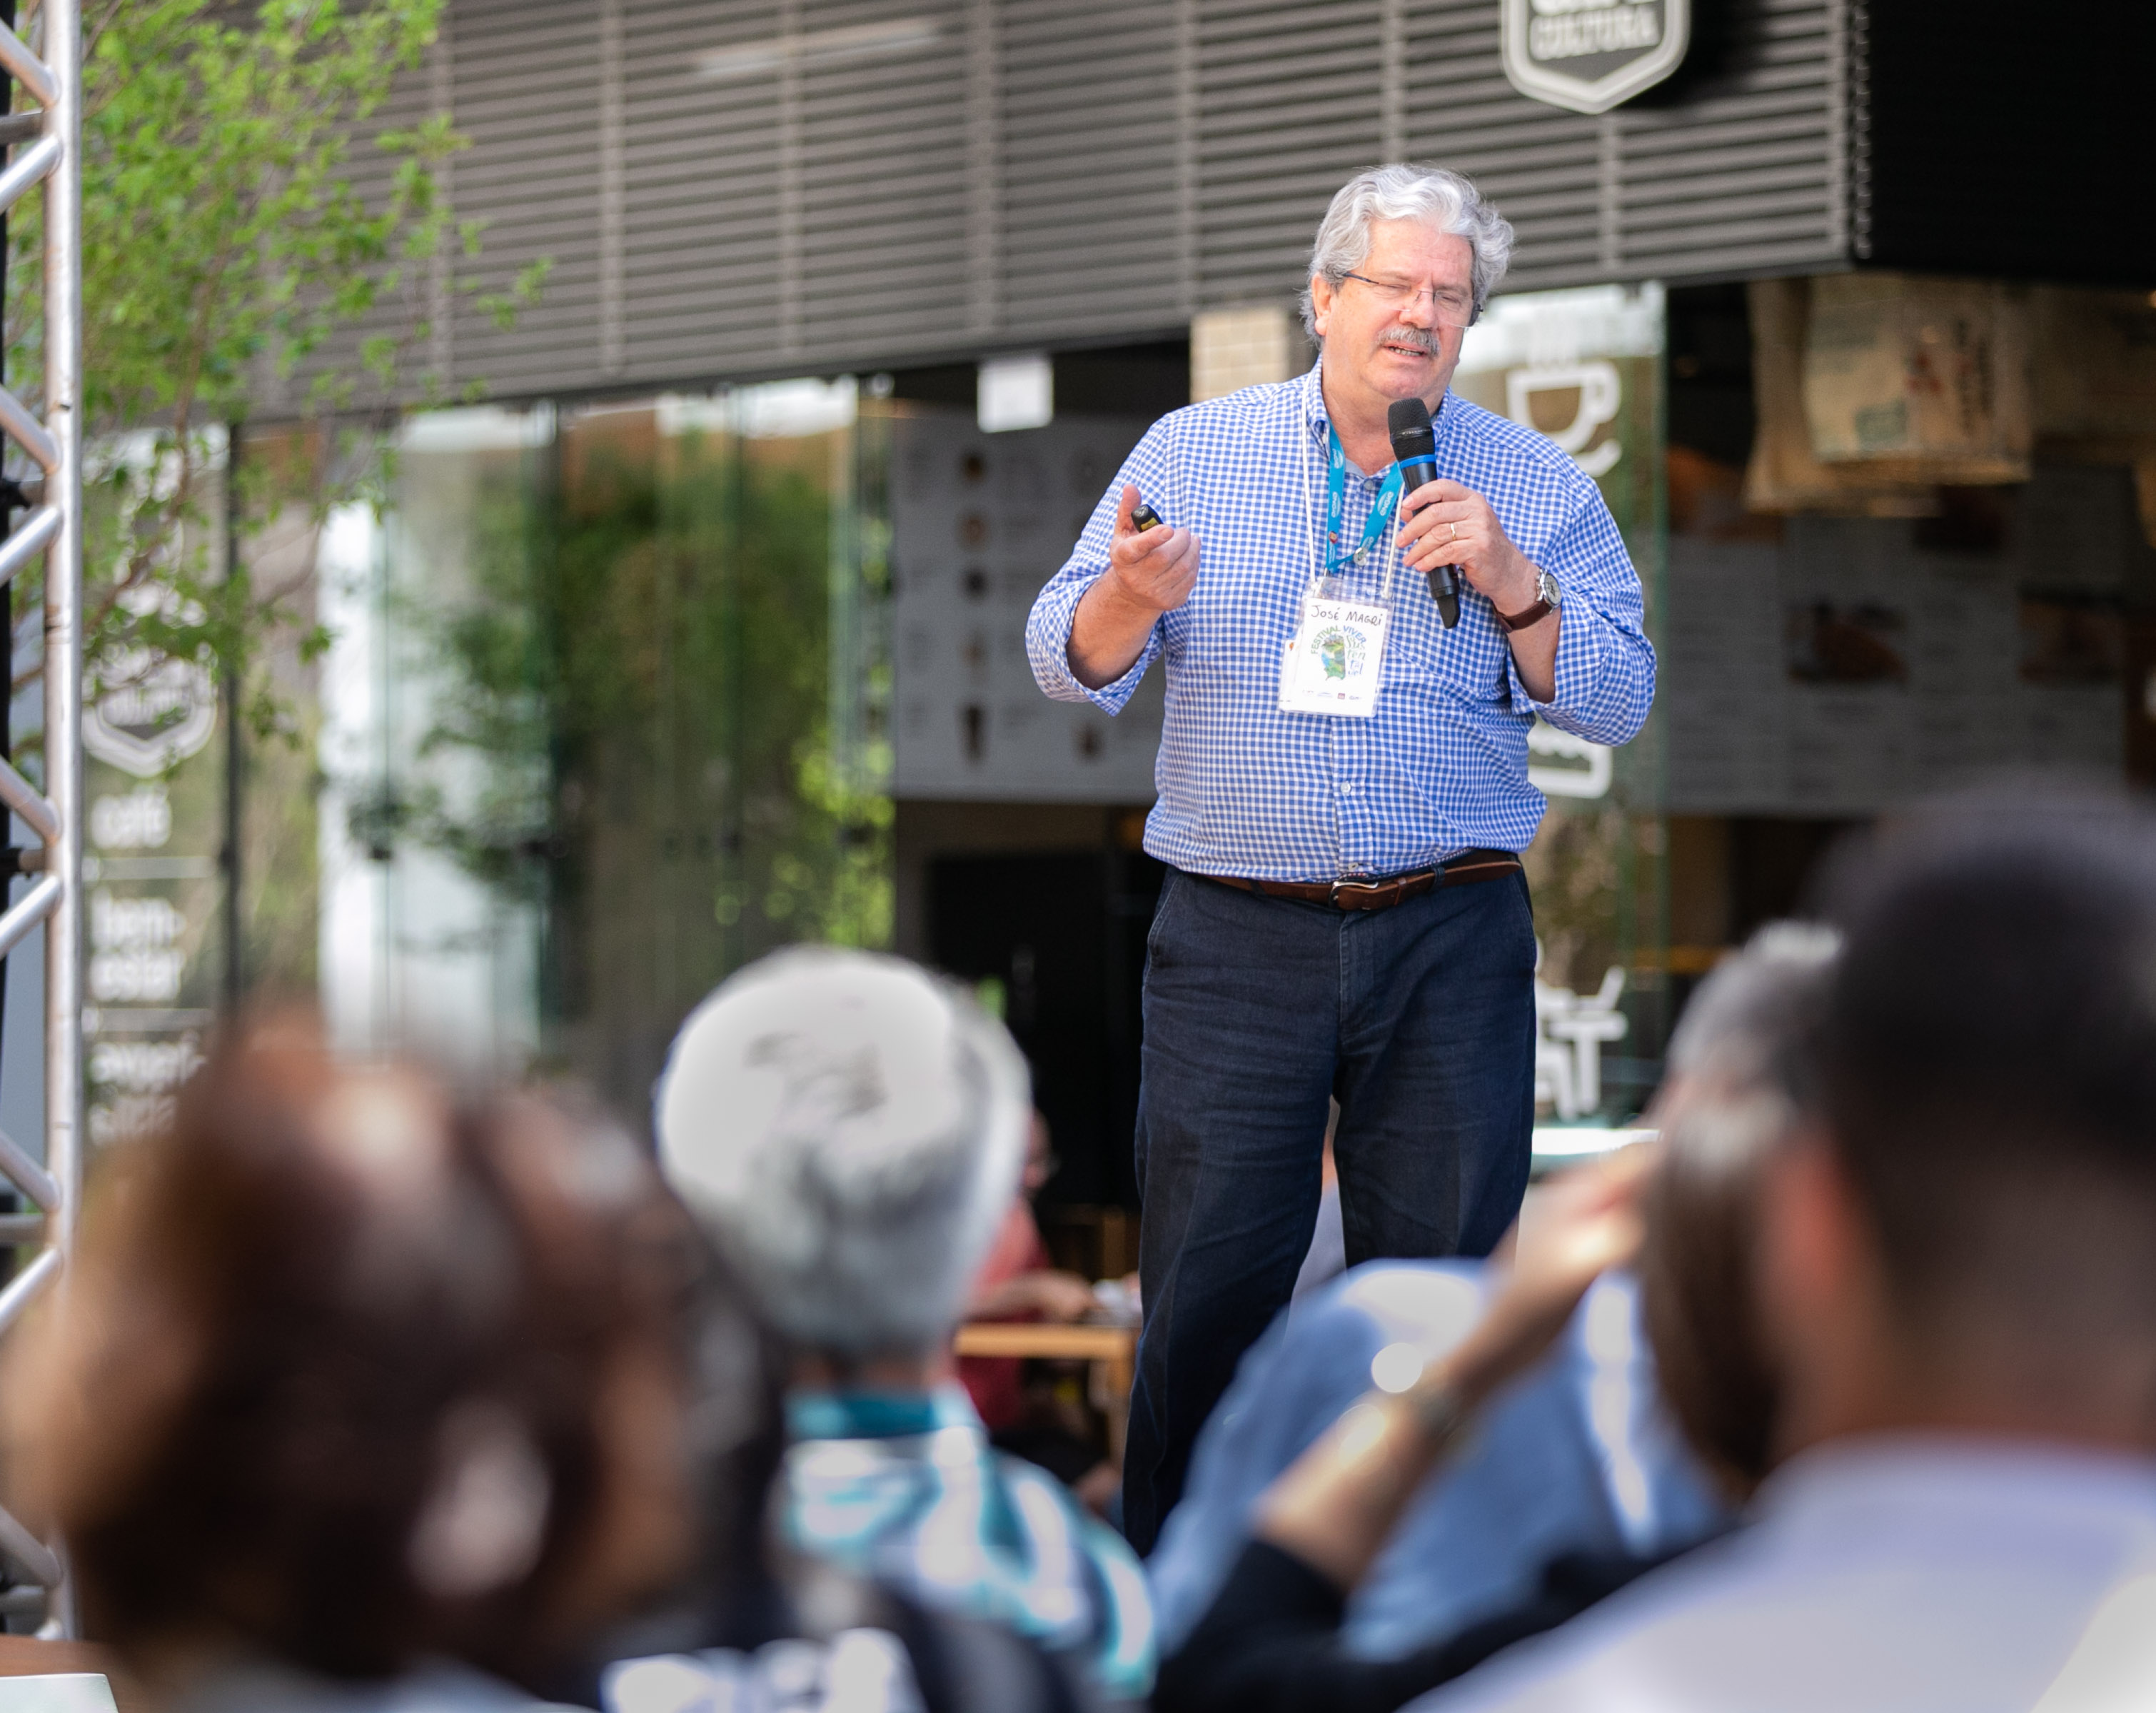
[1280,428,1406,720]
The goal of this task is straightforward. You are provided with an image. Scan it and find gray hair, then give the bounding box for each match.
[653,947,1032,1359]
[1301,164,1516,343]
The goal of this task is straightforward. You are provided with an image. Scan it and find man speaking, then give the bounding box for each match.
[1024,164,1655,1552]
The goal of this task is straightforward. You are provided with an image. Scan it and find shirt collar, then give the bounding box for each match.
[1299,359,1460,466]
[1299,359,1330,442]
[1756,1432,2156,1544]
[787,1382,983,1442]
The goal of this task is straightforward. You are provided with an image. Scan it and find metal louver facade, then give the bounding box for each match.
[342,0,1850,401]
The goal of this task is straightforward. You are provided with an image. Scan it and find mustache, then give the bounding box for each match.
[1375,326,1440,355]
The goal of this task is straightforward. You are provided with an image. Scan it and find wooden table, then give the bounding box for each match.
[953,1320,1139,1462]
[0,1637,140,1712]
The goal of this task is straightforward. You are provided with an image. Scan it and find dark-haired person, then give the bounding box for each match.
[1411,790,2156,1712]
[8,1025,1087,1713]
[6,1026,699,1713]
[1149,923,1826,1713]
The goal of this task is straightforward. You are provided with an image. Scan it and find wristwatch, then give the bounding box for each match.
[1496,566,1561,633]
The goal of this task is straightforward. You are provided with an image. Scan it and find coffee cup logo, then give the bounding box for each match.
[1507,361,1623,478]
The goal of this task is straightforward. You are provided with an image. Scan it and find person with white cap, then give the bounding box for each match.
[653,947,1156,1705]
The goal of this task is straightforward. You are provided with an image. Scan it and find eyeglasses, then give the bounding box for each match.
[1339,271,1476,328]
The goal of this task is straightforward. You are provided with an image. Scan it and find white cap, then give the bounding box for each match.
[654,948,1031,1357]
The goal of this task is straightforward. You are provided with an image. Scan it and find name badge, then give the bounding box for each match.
[1279,583,1390,718]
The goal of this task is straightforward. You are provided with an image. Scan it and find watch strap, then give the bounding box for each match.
[1496,567,1558,633]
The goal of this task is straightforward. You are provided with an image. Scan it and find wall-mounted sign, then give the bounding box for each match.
[84,770,217,1146]
[1456,283,1665,808]
[1502,0,1689,116]
[81,599,221,1145]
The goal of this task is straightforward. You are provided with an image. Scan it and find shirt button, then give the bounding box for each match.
[1339,782,1357,798]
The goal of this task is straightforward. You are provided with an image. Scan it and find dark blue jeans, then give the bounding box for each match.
[1122,866,1537,1554]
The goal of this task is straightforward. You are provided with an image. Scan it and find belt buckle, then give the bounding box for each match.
[1328,875,1386,909]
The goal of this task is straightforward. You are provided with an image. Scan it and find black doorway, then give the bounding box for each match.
[927,848,1163,1212]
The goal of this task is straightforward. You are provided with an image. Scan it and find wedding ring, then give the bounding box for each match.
[1448,522,1459,543]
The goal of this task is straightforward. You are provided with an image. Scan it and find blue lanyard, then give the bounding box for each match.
[1323,423,1404,578]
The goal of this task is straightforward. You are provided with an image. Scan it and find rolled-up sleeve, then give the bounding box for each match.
[1026,421,1173,713]
[1504,481,1656,747]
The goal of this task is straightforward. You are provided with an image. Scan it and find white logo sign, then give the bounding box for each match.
[82,648,218,778]
[1528,718,1613,800]
[1503,0,1690,115]
[1507,361,1625,478]
[90,785,173,849]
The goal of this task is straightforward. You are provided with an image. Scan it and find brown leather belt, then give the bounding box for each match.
[1202,850,1523,912]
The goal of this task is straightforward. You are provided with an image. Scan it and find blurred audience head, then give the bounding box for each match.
[1763,789,2156,1454]
[654,948,1032,1364]
[1638,921,1838,1498]
[11,1020,700,1690]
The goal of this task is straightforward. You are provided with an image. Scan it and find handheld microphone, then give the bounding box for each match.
[1388,398,1459,629]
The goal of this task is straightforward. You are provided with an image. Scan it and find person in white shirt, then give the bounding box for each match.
[1411,790,2156,1713]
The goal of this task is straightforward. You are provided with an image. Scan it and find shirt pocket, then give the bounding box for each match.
[1394,603,1510,708]
[1170,551,1302,675]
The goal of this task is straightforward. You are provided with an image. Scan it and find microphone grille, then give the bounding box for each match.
[1386,398,1434,436]
[1387,396,1435,460]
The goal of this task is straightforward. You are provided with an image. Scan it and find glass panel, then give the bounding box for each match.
[1455,283,1668,1128]
[316,408,549,1075]
[81,442,229,1147]
[328,386,895,1113]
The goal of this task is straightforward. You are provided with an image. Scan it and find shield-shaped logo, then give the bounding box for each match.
[82,648,218,779]
[1502,0,1690,116]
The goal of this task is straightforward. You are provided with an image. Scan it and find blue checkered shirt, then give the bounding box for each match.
[1024,364,1655,881]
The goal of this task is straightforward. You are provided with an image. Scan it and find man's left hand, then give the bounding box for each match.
[1398,478,1541,616]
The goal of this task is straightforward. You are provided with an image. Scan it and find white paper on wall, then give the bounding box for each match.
[890,407,1163,802]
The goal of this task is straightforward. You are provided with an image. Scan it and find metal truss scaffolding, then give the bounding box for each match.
[0,0,83,1637]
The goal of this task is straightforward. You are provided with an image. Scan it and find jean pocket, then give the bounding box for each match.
[1144,868,1182,965]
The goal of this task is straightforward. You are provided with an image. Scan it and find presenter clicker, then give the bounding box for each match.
[1024,164,1655,1552]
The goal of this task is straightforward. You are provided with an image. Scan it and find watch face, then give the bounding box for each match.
[1538,567,1561,606]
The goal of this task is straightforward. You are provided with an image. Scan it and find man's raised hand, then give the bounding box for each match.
[1105,483,1199,615]
[1066,484,1199,688]
[1397,476,1540,616]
